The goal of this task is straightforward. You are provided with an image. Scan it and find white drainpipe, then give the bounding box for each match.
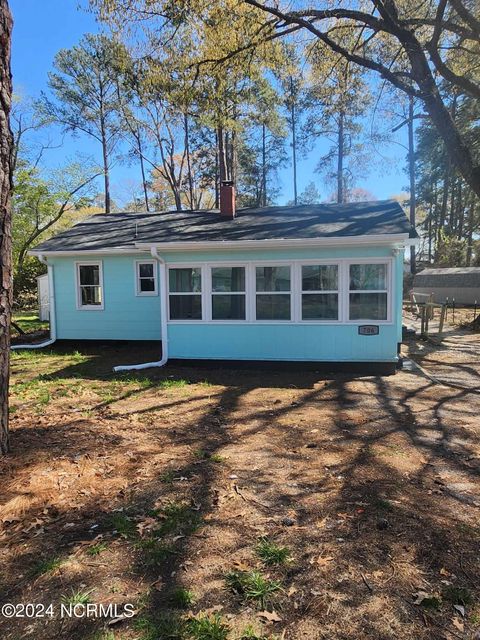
[113,247,168,372]
[11,255,57,350]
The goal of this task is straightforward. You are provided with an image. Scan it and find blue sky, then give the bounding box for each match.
[10,0,409,207]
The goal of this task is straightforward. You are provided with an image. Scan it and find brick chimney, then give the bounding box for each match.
[220,180,236,218]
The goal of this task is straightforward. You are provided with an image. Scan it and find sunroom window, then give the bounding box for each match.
[349,263,388,320]
[255,266,291,320]
[211,267,246,320]
[136,261,157,295]
[77,263,102,308]
[168,267,202,320]
[301,264,338,320]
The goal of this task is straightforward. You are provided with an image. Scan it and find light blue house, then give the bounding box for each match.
[30,192,418,374]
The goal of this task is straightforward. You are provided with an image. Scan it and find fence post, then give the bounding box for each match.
[452,298,455,324]
[439,305,446,334]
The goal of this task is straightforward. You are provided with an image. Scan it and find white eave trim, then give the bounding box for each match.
[28,247,148,257]
[136,234,417,251]
[28,233,419,257]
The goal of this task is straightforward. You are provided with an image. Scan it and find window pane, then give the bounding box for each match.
[349,293,387,320]
[79,265,99,286]
[256,266,290,292]
[212,294,246,320]
[302,294,338,320]
[302,265,338,291]
[81,285,101,306]
[350,264,386,290]
[211,267,245,292]
[169,295,202,320]
[139,263,154,278]
[256,294,290,320]
[169,268,201,293]
[140,278,155,292]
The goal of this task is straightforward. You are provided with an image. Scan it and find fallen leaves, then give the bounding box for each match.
[257,610,282,623]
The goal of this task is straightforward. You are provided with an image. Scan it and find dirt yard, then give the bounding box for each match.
[1,340,480,640]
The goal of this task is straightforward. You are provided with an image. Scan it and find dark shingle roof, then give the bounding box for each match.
[414,267,480,288]
[33,200,417,253]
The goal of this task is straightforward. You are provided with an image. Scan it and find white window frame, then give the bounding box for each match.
[167,265,204,321]
[345,258,392,323]
[253,263,292,322]
[165,258,394,325]
[207,264,248,322]
[75,261,104,311]
[299,262,341,324]
[135,260,158,296]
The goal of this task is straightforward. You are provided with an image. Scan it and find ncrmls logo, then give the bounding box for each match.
[60,603,136,618]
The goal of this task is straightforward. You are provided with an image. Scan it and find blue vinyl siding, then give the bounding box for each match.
[51,255,161,341]
[50,244,403,362]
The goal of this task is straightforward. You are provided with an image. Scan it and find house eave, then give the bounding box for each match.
[29,233,418,257]
[138,233,416,251]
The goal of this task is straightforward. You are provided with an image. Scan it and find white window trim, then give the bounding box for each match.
[165,258,394,326]
[254,264,292,323]
[135,260,158,297]
[208,265,247,322]
[345,259,392,323]
[75,260,104,311]
[300,263,340,323]
[167,265,204,321]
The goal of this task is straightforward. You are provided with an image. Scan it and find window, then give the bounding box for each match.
[301,264,338,320]
[76,262,103,309]
[136,261,157,295]
[349,263,388,320]
[255,266,291,320]
[211,266,246,320]
[169,267,202,320]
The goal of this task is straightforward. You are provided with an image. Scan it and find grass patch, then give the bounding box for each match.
[86,542,108,556]
[137,538,176,566]
[160,470,176,484]
[188,614,229,640]
[30,556,63,577]
[419,596,442,610]
[135,614,186,640]
[240,626,272,640]
[108,512,136,538]
[155,502,202,537]
[61,588,94,605]
[159,378,189,389]
[442,585,474,607]
[194,449,225,463]
[372,497,394,512]
[225,570,282,608]
[169,587,195,609]
[91,631,116,640]
[255,538,290,566]
[11,313,48,336]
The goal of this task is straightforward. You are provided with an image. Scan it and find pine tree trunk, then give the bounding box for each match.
[261,123,267,207]
[99,110,111,214]
[217,126,227,183]
[137,130,150,212]
[184,113,194,210]
[290,77,298,206]
[102,136,111,213]
[408,96,416,274]
[0,0,13,456]
[337,111,344,204]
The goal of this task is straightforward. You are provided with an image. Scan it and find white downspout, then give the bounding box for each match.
[113,247,168,372]
[11,255,57,350]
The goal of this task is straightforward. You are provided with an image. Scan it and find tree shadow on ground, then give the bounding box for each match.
[2,352,480,639]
